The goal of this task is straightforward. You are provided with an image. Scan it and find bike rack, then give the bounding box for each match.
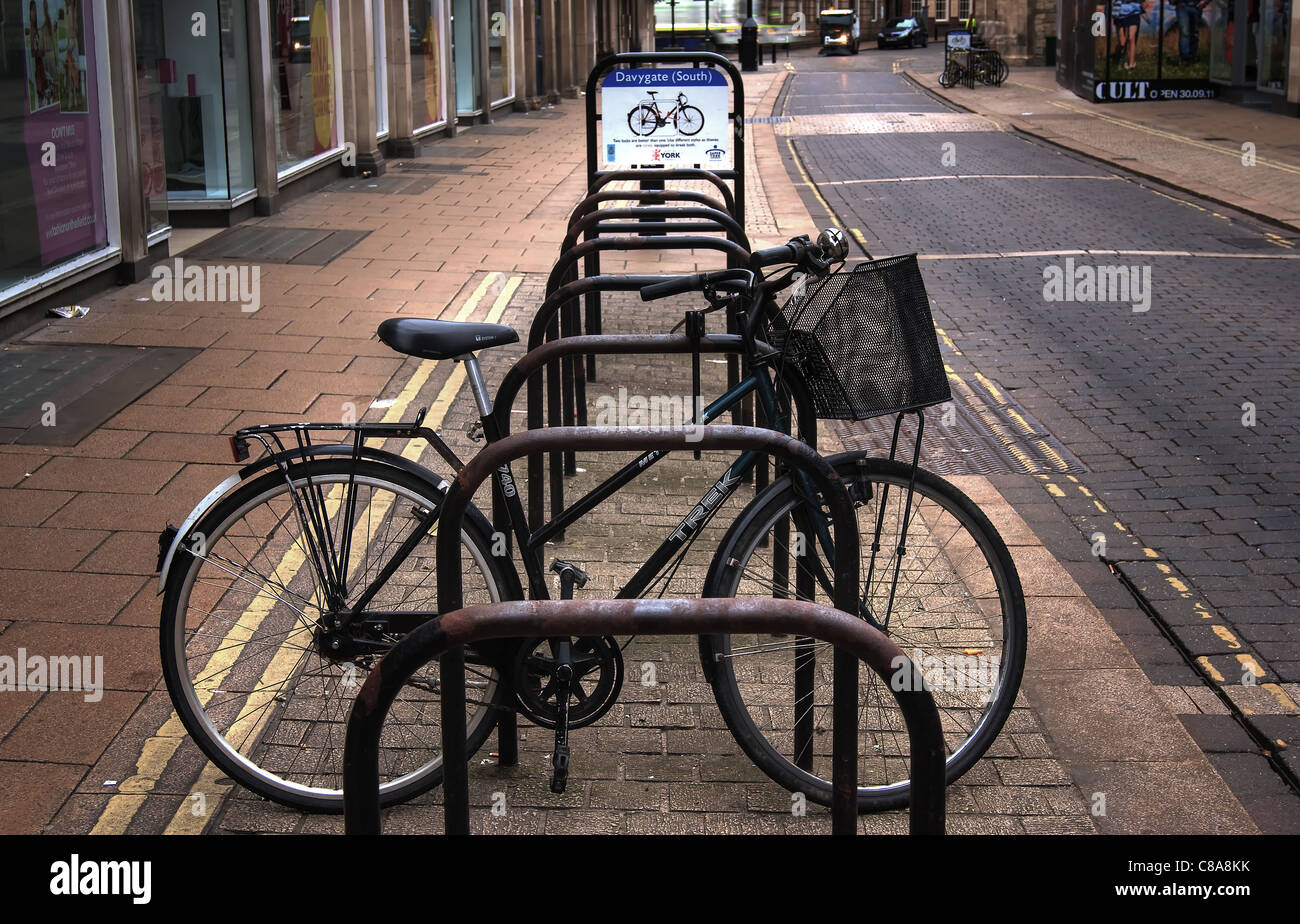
[567,189,735,234]
[343,598,947,836]
[485,331,819,552]
[552,207,750,447]
[539,237,753,482]
[342,425,945,836]
[522,273,769,533]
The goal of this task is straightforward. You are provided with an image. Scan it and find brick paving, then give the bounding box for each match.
[0,62,1262,836]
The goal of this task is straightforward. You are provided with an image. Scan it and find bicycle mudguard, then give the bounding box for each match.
[155,444,451,593]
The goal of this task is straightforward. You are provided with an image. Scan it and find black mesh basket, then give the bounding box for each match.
[766,254,951,421]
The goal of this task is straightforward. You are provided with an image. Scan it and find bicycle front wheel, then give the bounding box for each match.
[159,457,514,812]
[701,453,1026,811]
[674,105,704,136]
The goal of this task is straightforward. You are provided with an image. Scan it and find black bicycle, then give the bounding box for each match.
[157,231,1026,812]
[627,90,704,137]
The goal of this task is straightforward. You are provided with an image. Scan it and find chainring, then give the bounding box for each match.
[510,636,624,729]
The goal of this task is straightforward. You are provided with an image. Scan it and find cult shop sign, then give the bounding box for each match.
[601,67,731,168]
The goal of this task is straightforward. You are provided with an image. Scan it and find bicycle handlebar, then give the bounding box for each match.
[639,268,754,302]
[638,228,849,303]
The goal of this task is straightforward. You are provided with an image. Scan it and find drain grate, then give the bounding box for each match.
[184,227,370,265]
[836,368,1084,476]
[746,116,792,123]
[0,343,198,446]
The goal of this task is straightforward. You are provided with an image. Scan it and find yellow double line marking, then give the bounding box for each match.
[93,272,520,835]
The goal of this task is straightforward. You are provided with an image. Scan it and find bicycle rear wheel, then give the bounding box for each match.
[701,453,1026,810]
[628,104,658,136]
[159,457,515,812]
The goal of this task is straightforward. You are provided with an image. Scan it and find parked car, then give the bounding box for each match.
[877,16,928,49]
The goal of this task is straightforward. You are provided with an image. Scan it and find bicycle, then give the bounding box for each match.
[626,90,704,137]
[157,230,1026,812]
[938,48,1008,87]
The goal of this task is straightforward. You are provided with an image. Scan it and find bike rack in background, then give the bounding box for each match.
[342,425,945,836]
[542,235,753,478]
[567,189,734,233]
[585,52,745,382]
[554,206,750,435]
[485,332,819,557]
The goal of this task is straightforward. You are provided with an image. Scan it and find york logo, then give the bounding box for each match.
[50,855,152,904]
[651,148,681,161]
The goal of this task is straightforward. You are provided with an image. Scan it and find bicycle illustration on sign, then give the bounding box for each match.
[626,91,704,136]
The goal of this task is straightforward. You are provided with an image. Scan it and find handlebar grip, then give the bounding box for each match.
[639,274,704,301]
[750,242,804,267]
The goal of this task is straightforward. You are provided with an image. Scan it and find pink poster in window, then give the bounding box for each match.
[22,0,108,266]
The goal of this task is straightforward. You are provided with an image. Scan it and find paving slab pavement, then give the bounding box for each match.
[0,68,1261,835]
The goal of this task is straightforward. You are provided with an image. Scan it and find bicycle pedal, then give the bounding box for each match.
[550,745,571,793]
[466,420,484,442]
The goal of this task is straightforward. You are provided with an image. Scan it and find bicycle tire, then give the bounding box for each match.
[159,457,517,812]
[700,452,1026,811]
[627,104,658,137]
[674,104,705,136]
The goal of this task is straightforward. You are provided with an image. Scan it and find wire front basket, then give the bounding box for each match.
[767,254,951,421]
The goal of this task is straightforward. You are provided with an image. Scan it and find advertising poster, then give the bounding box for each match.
[310,0,335,153]
[19,0,106,267]
[1092,0,1217,101]
[600,67,732,169]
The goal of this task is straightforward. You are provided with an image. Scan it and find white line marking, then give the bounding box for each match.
[819,174,1119,186]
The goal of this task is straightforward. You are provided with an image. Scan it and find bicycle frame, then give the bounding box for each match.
[336,291,838,632]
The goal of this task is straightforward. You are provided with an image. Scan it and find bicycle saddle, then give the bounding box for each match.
[377,318,519,360]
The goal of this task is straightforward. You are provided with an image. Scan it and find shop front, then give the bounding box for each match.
[0,0,638,320]
[1057,0,1296,111]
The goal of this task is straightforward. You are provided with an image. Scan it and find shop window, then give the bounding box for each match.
[488,0,512,105]
[2,0,112,297]
[374,0,389,136]
[133,0,255,203]
[269,0,341,175]
[409,0,446,129]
